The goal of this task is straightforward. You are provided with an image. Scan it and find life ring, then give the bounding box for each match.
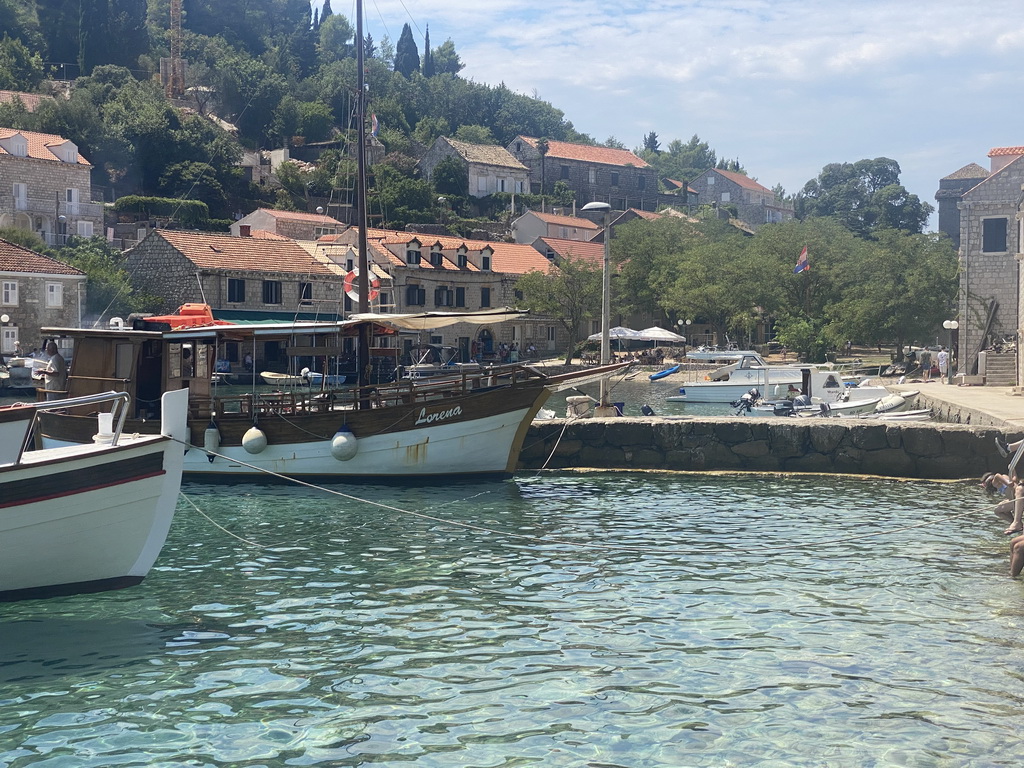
[343,268,380,302]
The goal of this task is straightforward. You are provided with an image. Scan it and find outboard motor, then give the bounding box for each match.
[793,393,812,407]
[732,387,761,414]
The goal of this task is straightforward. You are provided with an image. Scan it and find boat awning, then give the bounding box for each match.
[214,309,343,324]
[347,307,529,331]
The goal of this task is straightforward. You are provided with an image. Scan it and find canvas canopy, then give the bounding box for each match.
[636,326,687,342]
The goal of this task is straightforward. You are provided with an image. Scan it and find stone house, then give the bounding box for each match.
[419,137,529,197]
[935,163,989,251]
[125,229,347,318]
[688,168,793,232]
[938,147,1024,385]
[229,208,344,240]
[506,136,658,212]
[320,227,567,359]
[0,128,104,246]
[0,237,86,354]
[511,210,600,244]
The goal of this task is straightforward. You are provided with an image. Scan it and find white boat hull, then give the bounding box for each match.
[669,371,803,403]
[0,390,187,601]
[181,405,536,478]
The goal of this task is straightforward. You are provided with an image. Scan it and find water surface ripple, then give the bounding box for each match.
[1,474,1021,766]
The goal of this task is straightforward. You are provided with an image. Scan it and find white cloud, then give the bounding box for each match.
[317,0,1024,226]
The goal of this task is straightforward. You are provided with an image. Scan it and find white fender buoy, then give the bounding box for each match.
[331,426,358,461]
[242,426,268,454]
[204,423,221,462]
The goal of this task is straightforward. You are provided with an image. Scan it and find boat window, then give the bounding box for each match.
[824,374,840,388]
[115,343,134,379]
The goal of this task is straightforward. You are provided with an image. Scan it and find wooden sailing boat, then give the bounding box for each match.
[35,0,628,480]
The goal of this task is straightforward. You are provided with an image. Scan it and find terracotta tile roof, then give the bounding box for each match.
[0,238,84,276]
[251,208,344,225]
[525,211,600,229]
[0,91,52,112]
[625,208,662,221]
[153,230,338,276]
[246,229,291,240]
[516,136,650,168]
[712,168,773,194]
[988,147,1024,157]
[325,228,552,276]
[441,138,528,170]
[533,237,605,266]
[0,127,90,165]
[942,163,990,181]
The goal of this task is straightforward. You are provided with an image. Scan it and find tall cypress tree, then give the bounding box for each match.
[394,23,419,78]
[321,0,333,21]
[422,26,434,77]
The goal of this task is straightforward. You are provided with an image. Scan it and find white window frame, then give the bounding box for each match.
[477,175,488,193]
[77,220,94,237]
[707,175,715,185]
[13,183,27,209]
[1,326,18,354]
[45,282,63,308]
[65,187,79,215]
[2,280,18,306]
[721,192,731,203]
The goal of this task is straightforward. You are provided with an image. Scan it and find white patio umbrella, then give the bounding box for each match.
[637,326,687,343]
[587,326,641,341]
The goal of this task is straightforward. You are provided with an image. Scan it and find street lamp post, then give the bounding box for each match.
[942,320,959,384]
[677,318,691,356]
[582,201,614,412]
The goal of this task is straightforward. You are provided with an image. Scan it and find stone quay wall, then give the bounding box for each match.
[519,417,1005,480]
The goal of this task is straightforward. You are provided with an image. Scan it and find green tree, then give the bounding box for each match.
[58,237,160,318]
[797,157,933,237]
[394,23,419,78]
[422,26,433,77]
[0,34,44,90]
[318,13,354,64]
[516,255,602,364]
[643,131,660,153]
[453,124,495,144]
[431,155,468,197]
[431,39,463,75]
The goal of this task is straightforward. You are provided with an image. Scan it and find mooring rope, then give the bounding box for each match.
[171,436,1005,556]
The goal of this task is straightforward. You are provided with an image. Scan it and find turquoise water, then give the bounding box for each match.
[1,473,1020,766]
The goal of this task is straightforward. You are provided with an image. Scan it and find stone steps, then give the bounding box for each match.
[984,352,1017,386]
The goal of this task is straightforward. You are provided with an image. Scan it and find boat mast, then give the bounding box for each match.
[355,0,371,405]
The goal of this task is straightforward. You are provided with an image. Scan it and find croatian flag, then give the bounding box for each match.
[793,245,809,274]
[370,113,379,137]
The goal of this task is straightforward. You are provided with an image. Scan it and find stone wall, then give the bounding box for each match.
[519,417,1005,480]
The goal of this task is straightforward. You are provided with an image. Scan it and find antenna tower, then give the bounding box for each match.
[167,0,185,98]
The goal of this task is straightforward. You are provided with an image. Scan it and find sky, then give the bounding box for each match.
[317,0,1024,231]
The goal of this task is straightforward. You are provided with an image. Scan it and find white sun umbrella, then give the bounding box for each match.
[587,326,641,341]
[637,326,687,343]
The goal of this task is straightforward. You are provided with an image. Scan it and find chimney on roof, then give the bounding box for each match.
[239,225,251,237]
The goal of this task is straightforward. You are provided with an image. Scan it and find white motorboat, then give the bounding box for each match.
[0,389,187,602]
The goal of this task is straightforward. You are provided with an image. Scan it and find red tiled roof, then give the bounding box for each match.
[625,208,662,221]
[0,238,85,276]
[988,147,1024,157]
[326,228,552,276]
[534,237,605,267]
[525,211,600,229]
[712,168,772,194]
[0,91,52,112]
[252,208,344,225]
[517,136,650,168]
[153,230,338,275]
[246,229,291,240]
[0,128,90,165]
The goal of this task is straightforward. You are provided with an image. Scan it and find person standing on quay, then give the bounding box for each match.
[937,346,949,382]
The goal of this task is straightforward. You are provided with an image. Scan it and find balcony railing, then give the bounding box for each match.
[0,194,103,220]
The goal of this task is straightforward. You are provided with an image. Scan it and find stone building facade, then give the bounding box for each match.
[506,136,658,212]
[947,148,1024,382]
[0,237,86,354]
[0,128,103,246]
[511,210,600,244]
[687,168,794,232]
[935,163,988,251]
[229,208,344,240]
[419,137,529,198]
[125,229,346,316]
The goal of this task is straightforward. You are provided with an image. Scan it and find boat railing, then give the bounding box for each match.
[208,362,547,417]
[12,390,131,464]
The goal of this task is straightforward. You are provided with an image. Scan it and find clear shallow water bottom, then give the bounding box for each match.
[1,474,1021,767]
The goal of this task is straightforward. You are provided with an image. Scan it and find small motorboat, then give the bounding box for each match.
[260,371,306,387]
[649,364,681,381]
[303,371,347,387]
